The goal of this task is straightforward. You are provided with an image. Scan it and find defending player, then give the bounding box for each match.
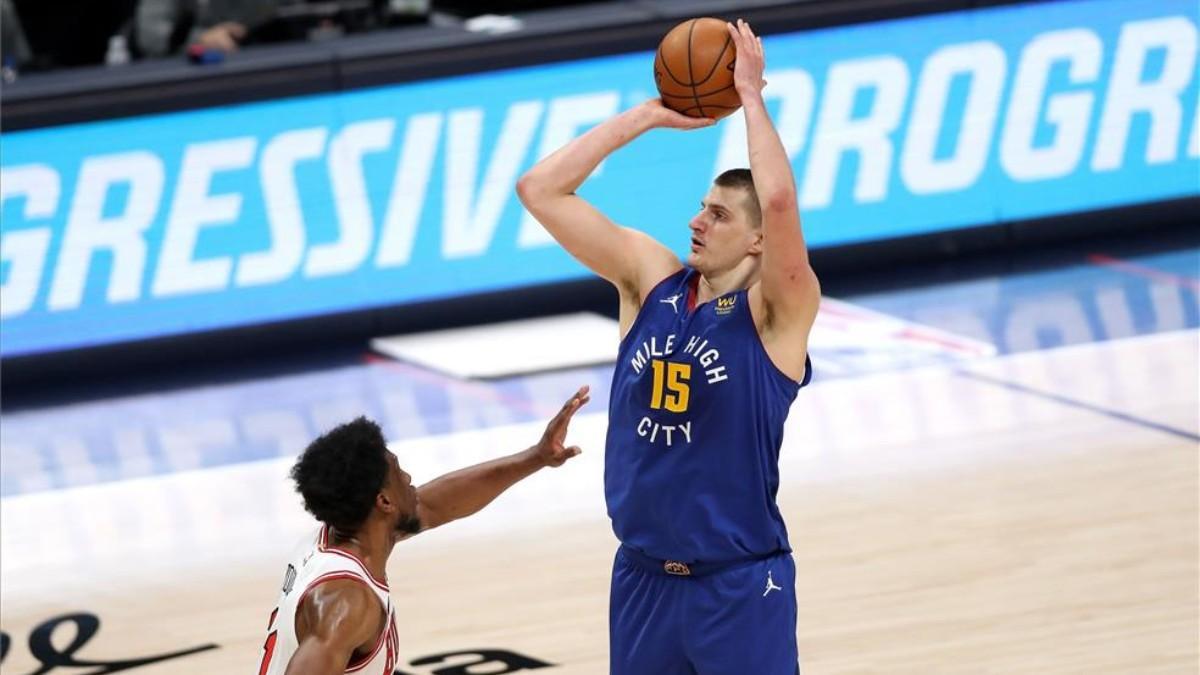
[258,386,590,675]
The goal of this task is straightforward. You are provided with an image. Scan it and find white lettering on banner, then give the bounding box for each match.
[48,152,164,310]
[0,165,58,317]
[1092,16,1198,171]
[443,100,543,258]
[3,13,1199,329]
[377,113,443,267]
[712,69,816,178]
[801,56,910,208]
[152,139,255,297]
[901,41,1006,194]
[1000,29,1103,181]
[1190,102,1200,158]
[306,119,395,278]
[518,91,620,248]
[236,127,328,286]
[0,229,52,318]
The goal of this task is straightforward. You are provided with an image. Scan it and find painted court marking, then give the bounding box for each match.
[954,368,1200,443]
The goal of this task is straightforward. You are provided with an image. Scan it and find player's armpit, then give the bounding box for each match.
[286,580,381,675]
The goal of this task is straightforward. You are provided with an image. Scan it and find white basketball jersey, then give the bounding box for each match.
[258,526,399,675]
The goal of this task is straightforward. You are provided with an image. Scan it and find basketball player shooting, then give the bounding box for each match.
[517,19,819,674]
[257,386,591,675]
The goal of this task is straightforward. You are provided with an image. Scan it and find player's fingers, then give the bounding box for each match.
[559,386,589,412]
[565,396,591,423]
[728,21,750,50]
[726,21,739,41]
[558,399,582,424]
[553,388,590,427]
[567,446,582,458]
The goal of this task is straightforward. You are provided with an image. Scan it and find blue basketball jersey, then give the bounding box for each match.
[605,267,812,564]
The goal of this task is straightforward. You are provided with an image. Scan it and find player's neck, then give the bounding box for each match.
[696,263,757,303]
[328,523,393,580]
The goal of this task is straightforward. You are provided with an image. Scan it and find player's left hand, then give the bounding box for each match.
[727,19,767,98]
[535,386,591,467]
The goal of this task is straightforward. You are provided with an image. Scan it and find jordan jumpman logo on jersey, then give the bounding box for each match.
[763,570,782,597]
[660,293,682,314]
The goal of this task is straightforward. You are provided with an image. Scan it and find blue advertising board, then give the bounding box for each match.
[2,0,1197,356]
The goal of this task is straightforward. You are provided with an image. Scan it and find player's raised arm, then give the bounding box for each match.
[410,387,591,535]
[286,581,380,675]
[728,21,820,325]
[516,101,708,299]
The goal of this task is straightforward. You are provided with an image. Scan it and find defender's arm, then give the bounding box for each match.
[286,580,380,675]
[410,387,590,534]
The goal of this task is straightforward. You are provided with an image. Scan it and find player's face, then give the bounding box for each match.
[386,452,422,534]
[687,186,759,274]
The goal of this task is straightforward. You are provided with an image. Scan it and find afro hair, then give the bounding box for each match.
[290,416,389,533]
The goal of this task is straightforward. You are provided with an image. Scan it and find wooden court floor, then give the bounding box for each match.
[1,330,1196,674]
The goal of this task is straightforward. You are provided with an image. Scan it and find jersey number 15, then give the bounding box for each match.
[650,360,691,413]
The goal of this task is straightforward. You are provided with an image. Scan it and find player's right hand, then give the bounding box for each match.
[534,386,592,468]
[642,99,717,130]
[727,19,767,98]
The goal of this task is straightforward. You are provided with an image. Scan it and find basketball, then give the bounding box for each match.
[654,17,741,119]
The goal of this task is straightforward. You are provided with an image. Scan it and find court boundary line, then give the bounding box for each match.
[953,369,1200,444]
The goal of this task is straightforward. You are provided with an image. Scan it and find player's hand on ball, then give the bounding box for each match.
[727,19,767,97]
[643,99,716,130]
[536,386,591,467]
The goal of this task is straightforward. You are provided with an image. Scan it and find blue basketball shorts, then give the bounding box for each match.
[609,545,800,675]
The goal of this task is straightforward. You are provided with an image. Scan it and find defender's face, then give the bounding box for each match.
[687,185,759,275]
[384,452,421,534]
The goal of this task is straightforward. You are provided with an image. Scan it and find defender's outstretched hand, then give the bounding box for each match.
[727,19,767,97]
[536,386,592,467]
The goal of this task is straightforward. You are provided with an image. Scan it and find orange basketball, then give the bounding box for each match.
[654,17,741,119]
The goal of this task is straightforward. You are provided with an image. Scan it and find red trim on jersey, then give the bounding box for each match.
[345,612,391,674]
[344,613,390,674]
[296,571,391,674]
[686,273,700,312]
[318,526,389,592]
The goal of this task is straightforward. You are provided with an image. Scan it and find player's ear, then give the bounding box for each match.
[748,229,764,255]
[376,490,395,513]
